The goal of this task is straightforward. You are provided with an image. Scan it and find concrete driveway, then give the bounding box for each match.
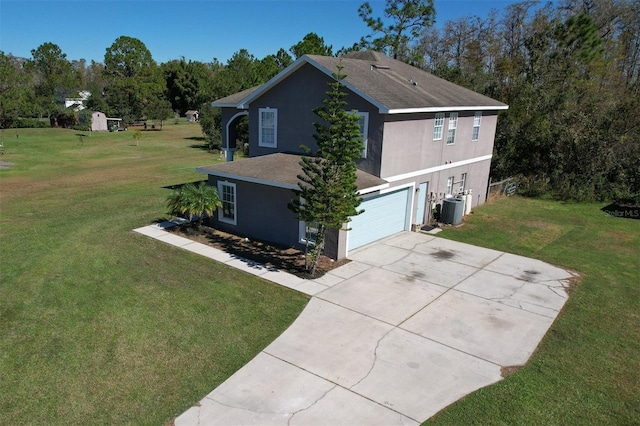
[171,231,576,425]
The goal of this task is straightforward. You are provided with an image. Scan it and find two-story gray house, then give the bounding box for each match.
[197,51,508,259]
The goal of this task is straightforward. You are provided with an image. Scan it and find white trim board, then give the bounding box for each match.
[384,154,493,183]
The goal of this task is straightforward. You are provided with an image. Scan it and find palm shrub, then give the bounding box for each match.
[166,181,222,228]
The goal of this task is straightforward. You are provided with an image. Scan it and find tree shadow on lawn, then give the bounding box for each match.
[161,180,207,191]
[166,222,348,279]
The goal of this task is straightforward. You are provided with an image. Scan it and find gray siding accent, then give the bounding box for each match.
[206,176,304,250]
[247,63,383,176]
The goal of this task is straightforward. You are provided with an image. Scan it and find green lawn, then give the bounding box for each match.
[0,126,309,424]
[2,127,638,424]
[426,196,640,425]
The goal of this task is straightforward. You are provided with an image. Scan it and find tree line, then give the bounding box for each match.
[1,0,638,202]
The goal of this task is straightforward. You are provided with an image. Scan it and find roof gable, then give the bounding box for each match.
[212,51,508,113]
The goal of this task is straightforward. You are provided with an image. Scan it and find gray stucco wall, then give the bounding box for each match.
[389,158,492,226]
[206,175,305,250]
[246,63,383,176]
[379,111,498,179]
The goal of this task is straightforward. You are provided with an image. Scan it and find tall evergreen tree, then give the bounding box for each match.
[103,36,165,123]
[358,0,436,61]
[0,52,32,127]
[29,42,79,116]
[289,66,363,275]
[290,33,333,59]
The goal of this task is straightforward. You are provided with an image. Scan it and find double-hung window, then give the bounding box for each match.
[472,112,482,141]
[446,113,458,145]
[299,220,319,246]
[259,108,277,148]
[446,176,454,195]
[356,111,369,158]
[217,181,237,225]
[433,113,445,140]
[297,197,318,245]
[460,173,467,192]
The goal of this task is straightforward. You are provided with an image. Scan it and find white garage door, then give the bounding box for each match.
[347,188,410,251]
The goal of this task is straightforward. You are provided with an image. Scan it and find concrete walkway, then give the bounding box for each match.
[133,223,576,425]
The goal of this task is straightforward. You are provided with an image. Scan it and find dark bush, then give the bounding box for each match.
[2,118,50,128]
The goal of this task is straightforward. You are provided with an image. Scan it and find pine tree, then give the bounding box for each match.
[290,65,364,275]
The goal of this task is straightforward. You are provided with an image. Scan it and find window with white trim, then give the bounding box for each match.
[472,112,482,141]
[446,176,454,195]
[460,173,467,192]
[357,111,369,158]
[217,181,237,225]
[297,197,318,245]
[446,113,458,145]
[299,220,319,246]
[433,113,444,140]
[259,108,277,147]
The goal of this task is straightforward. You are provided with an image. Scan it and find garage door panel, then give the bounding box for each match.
[348,188,409,251]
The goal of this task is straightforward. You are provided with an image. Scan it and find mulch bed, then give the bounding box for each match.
[167,223,349,279]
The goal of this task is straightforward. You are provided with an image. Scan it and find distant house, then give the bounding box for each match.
[185,110,199,123]
[199,51,508,259]
[64,90,91,111]
[91,112,108,131]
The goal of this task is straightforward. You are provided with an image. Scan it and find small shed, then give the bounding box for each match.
[185,110,199,123]
[91,111,108,131]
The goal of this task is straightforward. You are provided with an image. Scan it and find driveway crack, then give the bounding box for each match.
[351,328,393,388]
[288,385,337,425]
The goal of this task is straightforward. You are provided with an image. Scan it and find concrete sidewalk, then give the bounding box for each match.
[134,224,576,425]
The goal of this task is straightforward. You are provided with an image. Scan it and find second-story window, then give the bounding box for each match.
[472,112,482,141]
[433,113,445,140]
[259,108,277,148]
[446,113,458,145]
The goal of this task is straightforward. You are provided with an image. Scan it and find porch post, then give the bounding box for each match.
[225,148,237,162]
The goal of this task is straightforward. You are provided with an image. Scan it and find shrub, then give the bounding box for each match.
[2,118,50,128]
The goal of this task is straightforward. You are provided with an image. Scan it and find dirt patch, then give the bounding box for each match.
[562,272,581,295]
[501,365,522,378]
[0,161,14,169]
[168,224,349,279]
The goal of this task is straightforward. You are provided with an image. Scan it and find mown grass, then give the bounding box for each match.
[426,196,639,425]
[0,125,309,424]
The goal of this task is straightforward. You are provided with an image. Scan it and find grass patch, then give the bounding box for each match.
[0,126,309,424]
[425,196,640,425]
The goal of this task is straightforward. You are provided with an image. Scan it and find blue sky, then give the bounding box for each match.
[1,0,521,64]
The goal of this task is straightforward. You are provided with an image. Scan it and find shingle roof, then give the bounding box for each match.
[196,153,388,193]
[212,51,507,113]
[212,86,261,107]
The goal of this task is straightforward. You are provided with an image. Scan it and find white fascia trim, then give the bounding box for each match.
[387,105,509,114]
[211,102,243,108]
[357,182,390,195]
[385,154,493,183]
[379,181,415,195]
[195,168,298,190]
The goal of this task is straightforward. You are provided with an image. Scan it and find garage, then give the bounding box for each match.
[347,187,410,252]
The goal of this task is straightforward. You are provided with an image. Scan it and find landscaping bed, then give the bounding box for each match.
[168,223,349,278]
